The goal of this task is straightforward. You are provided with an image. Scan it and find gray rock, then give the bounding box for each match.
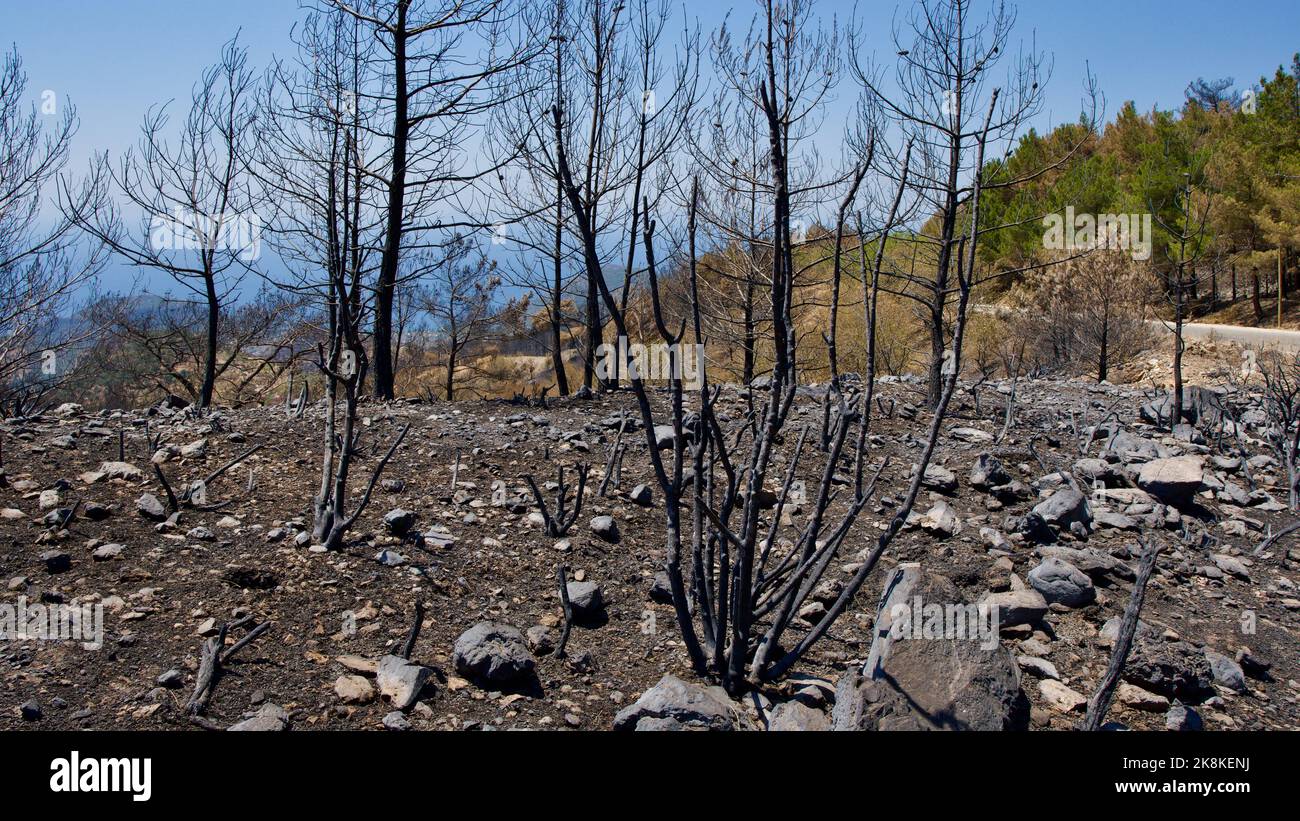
[969,453,1011,490]
[917,464,958,493]
[157,669,184,688]
[1017,655,1060,680]
[917,500,962,538]
[91,544,124,561]
[1165,703,1203,731]
[1211,553,1251,581]
[1039,679,1087,713]
[950,427,994,444]
[452,622,536,684]
[136,493,168,521]
[649,571,674,603]
[99,461,144,482]
[589,515,620,543]
[767,700,831,731]
[1028,557,1095,608]
[1094,510,1139,531]
[653,425,679,450]
[383,508,416,537]
[376,654,434,710]
[1137,456,1205,505]
[228,703,289,732]
[1034,545,1134,582]
[628,484,653,507]
[180,439,208,459]
[834,564,1029,731]
[614,674,752,731]
[20,700,41,721]
[1032,488,1092,532]
[1073,458,1121,486]
[565,580,604,620]
[525,625,555,655]
[1124,638,1215,702]
[981,589,1048,628]
[1204,649,1247,693]
[1105,431,1166,463]
[40,551,71,574]
[382,711,412,731]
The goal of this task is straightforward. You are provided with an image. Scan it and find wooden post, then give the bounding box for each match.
[1280,249,1286,330]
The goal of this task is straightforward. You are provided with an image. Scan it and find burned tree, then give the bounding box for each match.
[324,0,536,400]
[258,7,408,549]
[850,0,1086,408]
[70,38,260,410]
[1,46,105,412]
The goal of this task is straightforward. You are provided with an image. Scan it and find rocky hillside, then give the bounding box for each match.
[1,376,1296,731]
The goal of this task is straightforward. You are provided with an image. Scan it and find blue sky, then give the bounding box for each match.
[6,0,1299,294]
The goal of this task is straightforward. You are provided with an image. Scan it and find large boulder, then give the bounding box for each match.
[452,622,536,684]
[1137,456,1205,505]
[832,564,1028,731]
[614,674,753,731]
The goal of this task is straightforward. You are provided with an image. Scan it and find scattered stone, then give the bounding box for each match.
[382,711,412,731]
[1027,557,1095,608]
[1165,703,1203,731]
[969,453,1011,489]
[767,700,830,731]
[1137,456,1205,505]
[834,565,1028,731]
[1038,679,1087,713]
[589,515,620,543]
[981,589,1048,628]
[1204,649,1247,693]
[40,550,71,574]
[157,669,184,689]
[334,674,376,704]
[452,622,535,684]
[649,571,674,603]
[614,674,752,731]
[376,655,434,710]
[917,500,962,538]
[525,625,555,655]
[136,494,168,521]
[383,508,416,537]
[228,703,289,732]
[1118,682,1170,712]
[91,544,124,561]
[99,461,144,482]
[1032,488,1092,533]
[565,580,604,620]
